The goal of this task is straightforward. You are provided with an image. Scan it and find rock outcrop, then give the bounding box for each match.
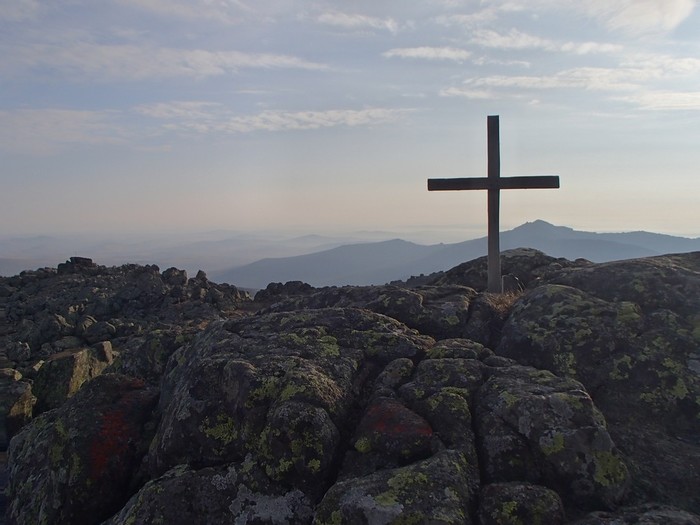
[2,250,699,524]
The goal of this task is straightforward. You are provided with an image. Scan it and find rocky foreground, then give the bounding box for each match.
[1,250,699,524]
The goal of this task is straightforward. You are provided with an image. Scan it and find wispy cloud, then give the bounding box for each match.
[115,0,248,23]
[136,103,413,134]
[439,87,496,99]
[617,91,700,110]
[490,0,695,35]
[455,66,655,93]
[4,42,327,80]
[382,47,471,62]
[470,28,622,55]
[316,11,400,34]
[471,28,555,50]
[577,0,695,35]
[436,1,695,36]
[434,8,501,28]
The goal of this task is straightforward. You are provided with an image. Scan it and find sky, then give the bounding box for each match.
[1,0,699,240]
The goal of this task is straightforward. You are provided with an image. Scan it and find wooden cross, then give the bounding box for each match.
[428,115,560,293]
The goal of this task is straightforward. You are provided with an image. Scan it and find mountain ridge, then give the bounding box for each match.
[212,220,700,288]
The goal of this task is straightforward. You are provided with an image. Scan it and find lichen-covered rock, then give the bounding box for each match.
[104,462,314,525]
[430,248,590,290]
[148,308,434,501]
[497,285,643,387]
[106,328,192,385]
[314,450,475,524]
[0,260,250,439]
[474,365,629,511]
[258,283,478,341]
[344,396,434,477]
[571,503,700,524]
[6,374,158,525]
[4,252,700,523]
[547,253,700,319]
[0,369,35,448]
[478,482,566,525]
[32,342,114,413]
[2,260,249,364]
[498,278,700,512]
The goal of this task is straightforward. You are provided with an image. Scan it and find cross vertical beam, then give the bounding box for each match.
[487,115,501,293]
[427,115,560,293]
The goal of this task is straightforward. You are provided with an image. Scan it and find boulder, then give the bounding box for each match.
[498,275,700,512]
[148,308,433,502]
[314,450,475,524]
[0,369,36,449]
[32,342,114,412]
[259,283,478,341]
[478,482,566,525]
[430,248,590,290]
[474,365,629,512]
[104,463,314,525]
[6,374,158,525]
[572,503,700,524]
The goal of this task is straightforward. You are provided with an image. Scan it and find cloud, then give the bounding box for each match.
[617,91,700,110]
[136,103,413,134]
[438,1,695,36]
[560,42,623,55]
[457,66,655,92]
[442,64,660,102]
[382,47,471,62]
[497,0,695,35]
[439,87,496,99]
[5,42,327,80]
[115,0,248,23]
[470,29,622,55]
[135,101,222,120]
[622,52,700,76]
[316,11,399,33]
[434,9,501,28]
[471,28,556,50]
[578,0,695,35]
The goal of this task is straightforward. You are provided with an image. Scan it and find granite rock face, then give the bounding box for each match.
[2,250,700,524]
[6,374,158,525]
[498,256,700,512]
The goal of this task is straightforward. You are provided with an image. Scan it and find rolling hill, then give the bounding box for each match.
[211,220,700,289]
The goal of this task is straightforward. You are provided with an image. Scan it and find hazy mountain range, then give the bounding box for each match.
[2,221,699,289]
[211,220,700,289]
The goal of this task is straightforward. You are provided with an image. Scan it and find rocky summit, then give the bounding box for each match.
[1,250,699,525]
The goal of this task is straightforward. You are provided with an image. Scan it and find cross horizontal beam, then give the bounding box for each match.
[428,175,560,192]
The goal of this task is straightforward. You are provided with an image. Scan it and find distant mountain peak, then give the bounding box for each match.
[509,220,574,236]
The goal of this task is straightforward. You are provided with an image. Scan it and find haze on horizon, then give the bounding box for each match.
[2,1,699,239]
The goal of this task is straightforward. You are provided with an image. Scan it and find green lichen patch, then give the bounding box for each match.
[200,413,237,447]
[592,450,629,488]
[314,450,473,524]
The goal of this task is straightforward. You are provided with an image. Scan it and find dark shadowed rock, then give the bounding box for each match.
[258,283,478,341]
[474,365,629,512]
[148,308,433,503]
[478,482,566,525]
[104,463,314,525]
[0,369,35,448]
[314,450,475,524]
[430,248,591,290]
[6,374,158,525]
[2,252,700,523]
[498,260,700,512]
[32,342,114,412]
[571,503,700,525]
